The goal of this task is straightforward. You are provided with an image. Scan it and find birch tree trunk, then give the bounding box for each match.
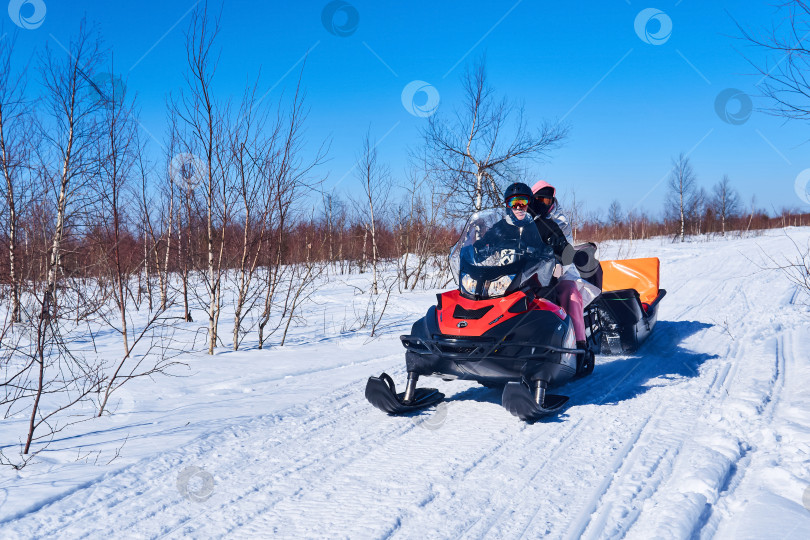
[0,32,30,324]
[160,187,173,311]
[0,107,21,322]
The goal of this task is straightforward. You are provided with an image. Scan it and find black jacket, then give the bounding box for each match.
[473,211,543,253]
[532,213,569,258]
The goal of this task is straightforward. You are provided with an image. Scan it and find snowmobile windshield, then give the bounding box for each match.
[449,209,556,298]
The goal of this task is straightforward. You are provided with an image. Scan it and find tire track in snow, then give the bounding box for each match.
[218,254,731,539]
[5,372,423,538]
[218,345,659,539]
[236,395,553,538]
[561,407,660,540]
[456,417,586,539]
[574,363,726,540]
[607,294,752,538]
[611,295,794,539]
[140,380,588,533]
[691,330,793,539]
[563,340,734,539]
[523,268,747,539]
[2,349,654,540]
[230,346,676,538]
[407,347,668,538]
[436,337,707,538]
[153,372,461,538]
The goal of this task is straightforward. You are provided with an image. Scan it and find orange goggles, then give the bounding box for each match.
[506,195,529,209]
[534,195,553,205]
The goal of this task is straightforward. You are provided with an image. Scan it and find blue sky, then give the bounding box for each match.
[6,0,810,216]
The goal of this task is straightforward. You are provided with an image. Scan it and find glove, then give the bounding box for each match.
[551,237,569,250]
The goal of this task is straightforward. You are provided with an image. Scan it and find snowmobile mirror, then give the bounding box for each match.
[573,250,589,267]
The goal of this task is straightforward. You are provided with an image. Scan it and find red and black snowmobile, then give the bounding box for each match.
[365,209,666,422]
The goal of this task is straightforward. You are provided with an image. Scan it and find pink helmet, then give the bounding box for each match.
[531,180,556,197]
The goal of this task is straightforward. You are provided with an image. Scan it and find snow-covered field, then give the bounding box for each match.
[2,228,810,539]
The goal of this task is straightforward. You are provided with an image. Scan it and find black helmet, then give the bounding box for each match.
[503,182,533,204]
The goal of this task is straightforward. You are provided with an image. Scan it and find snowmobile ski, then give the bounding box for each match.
[501,380,569,422]
[365,373,444,415]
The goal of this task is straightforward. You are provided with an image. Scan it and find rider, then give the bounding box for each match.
[473,182,542,258]
[473,182,537,250]
[528,180,588,352]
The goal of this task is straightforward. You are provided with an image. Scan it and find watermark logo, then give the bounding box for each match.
[86,72,126,110]
[795,169,810,205]
[177,466,215,503]
[634,8,672,45]
[7,0,46,30]
[401,80,440,118]
[337,334,366,351]
[103,388,136,425]
[169,153,208,191]
[321,1,359,37]
[415,401,449,430]
[801,484,810,512]
[714,88,753,125]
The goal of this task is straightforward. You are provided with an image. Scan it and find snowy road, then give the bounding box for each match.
[2,230,810,539]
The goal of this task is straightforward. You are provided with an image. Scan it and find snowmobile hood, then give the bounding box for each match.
[436,289,566,337]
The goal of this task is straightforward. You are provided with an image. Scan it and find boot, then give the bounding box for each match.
[575,340,595,376]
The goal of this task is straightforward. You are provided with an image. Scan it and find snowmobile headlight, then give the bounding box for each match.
[460,273,477,295]
[486,274,515,297]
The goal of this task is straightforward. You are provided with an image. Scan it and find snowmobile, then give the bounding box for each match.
[365,209,666,422]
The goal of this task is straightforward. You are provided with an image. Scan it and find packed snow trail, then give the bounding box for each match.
[1,229,810,539]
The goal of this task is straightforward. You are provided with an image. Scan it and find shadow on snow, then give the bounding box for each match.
[439,320,716,413]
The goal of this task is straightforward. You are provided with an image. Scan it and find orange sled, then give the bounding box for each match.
[582,254,666,354]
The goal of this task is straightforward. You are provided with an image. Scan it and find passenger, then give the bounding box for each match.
[528,180,588,351]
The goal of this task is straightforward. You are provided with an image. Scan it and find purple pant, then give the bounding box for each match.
[556,280,585,342]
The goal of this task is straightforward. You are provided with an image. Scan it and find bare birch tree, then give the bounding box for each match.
[711,175,740,237]
[256,75,325,349]
[93,65,138,361]
[175,7,228,354]
[0,32,32,323]
[424,56,567,216]
[137,145,164,311]
[738,1,810,122]
[20,21,105,455]
[666,153,697,243]
[561,188,584,244]
[608,200,624,231]
[230,82,278,350]
[397,161,448,290]
[39,22,103,311]
[90,65,177,417]
[355,132,390,295]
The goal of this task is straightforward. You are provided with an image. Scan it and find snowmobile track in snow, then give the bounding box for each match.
[17,331,724,538]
